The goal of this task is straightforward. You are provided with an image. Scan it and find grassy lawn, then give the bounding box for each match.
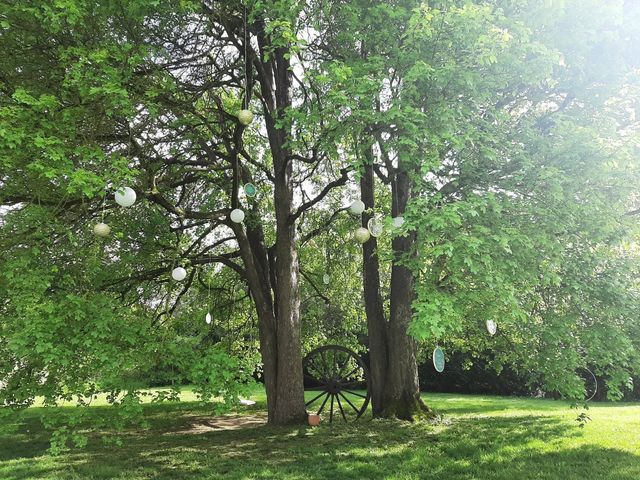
[0,388,638,480]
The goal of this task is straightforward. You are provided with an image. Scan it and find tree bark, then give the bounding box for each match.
[382,168,432,420]
[360,147,432,420]
[244,25,306,425]
[360,151,388,416]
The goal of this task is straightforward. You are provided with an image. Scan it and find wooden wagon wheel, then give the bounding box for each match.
[303,345,371,422]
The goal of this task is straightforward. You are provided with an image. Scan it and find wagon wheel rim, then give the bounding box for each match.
[303,345,371,422]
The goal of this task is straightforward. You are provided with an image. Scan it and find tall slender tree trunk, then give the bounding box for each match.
[382,169,431,420]
[360,148,432,420]
[360,151,388,416]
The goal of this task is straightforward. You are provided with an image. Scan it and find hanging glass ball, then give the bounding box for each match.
[433,347,445,373]
[392,216,405,228]
[237,109,254,126]
[93,222,111,237]
[230,208,245,223]
[486,320,497,336]
[172,267,187,281]
[114,187,137,207]
[368,217,384,237]
[354,227,371,244]
[243,183,257,197]
[205,312,212,324]
[349,199,365,215]
[322,274,330,285]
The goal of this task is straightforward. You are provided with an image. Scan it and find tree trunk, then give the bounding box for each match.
[360,151,388,416]
[227,18,307,425]
[254,31,306,424]
[382,169,432,420]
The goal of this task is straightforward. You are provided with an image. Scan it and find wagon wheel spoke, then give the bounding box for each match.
[335,351,351,378]
[317,391,331,415]
[306,390,328,407]
[338,392,361,416]
[335,393,347,422]
[338,380,363,388]
[308,356,330,382]
[341,366,360,381]
[342,389,367,399]
[329,393,335,422]
[320,350,333,378]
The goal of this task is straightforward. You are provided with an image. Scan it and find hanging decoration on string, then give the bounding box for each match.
[172,267,187,282]
[237,6,253,126]
[486,320,497,336]
[583,367,598,402]
[354,227,371,244]
[93,190,110,237]
[114,186,137,207]
[230,208,245,223]
[392,216,405,228]
[367,216,384,237]
[349,199,365,215]
[243,183,257,197]
[205,261,213,324]
[93,222,111,237]
[433,346,445,373]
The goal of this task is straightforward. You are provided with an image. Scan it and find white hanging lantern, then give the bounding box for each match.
[367,217,384,237]
[172,267,187,282]
[230,208,245,223]
[205,312,212,324]
[354,227,371,244]
[486,320,497,336]
[114,187,137,207]
[392,216,405,228]
[93,222,111,237]
[322,274,330,285]
[237,109,254,126]
[349,199,365,215]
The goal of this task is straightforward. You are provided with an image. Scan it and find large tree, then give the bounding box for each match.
[0,0,363,425]
[1,0,639,439]
[315,0,640,417]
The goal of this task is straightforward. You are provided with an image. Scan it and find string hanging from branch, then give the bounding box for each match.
[237,4,253,126]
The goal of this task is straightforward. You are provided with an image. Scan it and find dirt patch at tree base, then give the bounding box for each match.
[169,414,267,435]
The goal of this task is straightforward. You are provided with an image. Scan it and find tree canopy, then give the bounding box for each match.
[1,0,639,446]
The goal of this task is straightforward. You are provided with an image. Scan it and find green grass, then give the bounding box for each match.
[1,388,639,479]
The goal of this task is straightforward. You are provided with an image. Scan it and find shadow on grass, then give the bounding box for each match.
[3,408,639,480]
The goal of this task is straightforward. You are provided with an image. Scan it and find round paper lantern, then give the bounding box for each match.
[230,208,245,223]
[486,320,497,336]
[322,274,330,285]
[205,312,212,325]
[114,187,136,207]
[244,183,257,197]
[433,347,445,373]
[237,109,254,126]
[349,199,365,215]
[354,227,371,244]
[392,216,405,228]
[93,222,111,237]
[368,217,384,237]
[171,267,187,282]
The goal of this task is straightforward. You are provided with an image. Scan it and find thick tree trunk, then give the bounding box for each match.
[360,152,388,416]
[382,169,432,420]
[225,17,307,425]
[253,32,306,424]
